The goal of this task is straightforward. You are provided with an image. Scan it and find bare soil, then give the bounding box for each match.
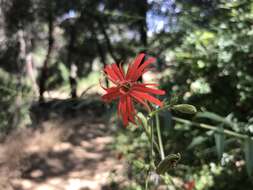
[3,114,125,190]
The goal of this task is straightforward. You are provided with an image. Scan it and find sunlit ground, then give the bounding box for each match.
[10,117,125,190]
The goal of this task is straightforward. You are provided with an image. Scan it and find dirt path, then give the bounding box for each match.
[12,118,125,190]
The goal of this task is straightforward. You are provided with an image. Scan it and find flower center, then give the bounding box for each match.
[119,82,132,94]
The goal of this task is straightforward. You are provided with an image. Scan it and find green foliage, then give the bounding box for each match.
[244,138,253,176]
[1,0,253,189]
[214,125,225,160]
[166,0,253,122]
[196,112,236,129]
[0,69,31,133]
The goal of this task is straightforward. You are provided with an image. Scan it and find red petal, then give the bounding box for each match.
[139,83,159,87]
[125,63,133,79]
[126,53,145,80]
[102,87,120,102]
[104,64,124,84]
[118,96,128,126]
[121,96,128,126]
[111,63,124,80]
[138,57,156,71]
[133,84,165,95]
[131,90,163,107]
[104,66,116,80]
[117,96,122,119]
[102,92,120,102]
[127,96,136,124]
[133,57,156,80]
[130,91,150,110]
[104,86,118,93]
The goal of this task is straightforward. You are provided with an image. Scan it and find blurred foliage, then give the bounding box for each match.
[164,0,253,121]
[0,0,253,189]
[112,108,253,189]
[0,69,31,133]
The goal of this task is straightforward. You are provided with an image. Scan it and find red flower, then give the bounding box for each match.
[101,53,165,126]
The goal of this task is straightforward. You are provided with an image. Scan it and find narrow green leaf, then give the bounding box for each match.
[137,112,148,130]
[161,110,172,131]
[214,125,225,160]
[187,136,207,149]
[172,104,197,115]
[156,153,181,175]
[244,138,253,177]
[196,111,235,129]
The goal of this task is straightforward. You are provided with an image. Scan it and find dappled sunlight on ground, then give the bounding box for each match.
[11,117,125,190]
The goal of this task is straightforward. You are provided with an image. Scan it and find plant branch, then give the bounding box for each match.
[172,116,250,140]
[149,105,171,117]
[149,105,250,140]
[96,16,120,63]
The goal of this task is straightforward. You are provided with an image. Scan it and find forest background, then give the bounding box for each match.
[0,0,253,189]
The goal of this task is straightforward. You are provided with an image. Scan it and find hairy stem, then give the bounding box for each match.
[155,112,165,160]
[149,105,171,117]
[137,118,160,153]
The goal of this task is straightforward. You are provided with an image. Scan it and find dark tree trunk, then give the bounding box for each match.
[137,0,148,82]
[67,23,78,98]
[69,75,77,98]
[138,0,148,50]
[39,6,54,102]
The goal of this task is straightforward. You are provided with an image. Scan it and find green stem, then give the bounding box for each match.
[149,105,252,140]
[150,118,155,159]
[155,112,165,160]
[149,104,171,117]
[137,118,160,153]
[172,116,250,140]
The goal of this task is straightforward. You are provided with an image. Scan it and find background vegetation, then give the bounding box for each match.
[0,0,253,189]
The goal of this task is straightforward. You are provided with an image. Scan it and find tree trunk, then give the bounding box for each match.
[138,0,148,50]
[39,6,54,102]
[67,23,78,98]
[137,0,148,82]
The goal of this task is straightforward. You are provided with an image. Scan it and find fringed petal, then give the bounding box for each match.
[130,91,150,111]
[133,57,156,80]
[127,96,136,124]
[111,63,124,80]
[132,84,165,95]
[131,90,163,107]
[126,53,145,80]
[101,87,120,102]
